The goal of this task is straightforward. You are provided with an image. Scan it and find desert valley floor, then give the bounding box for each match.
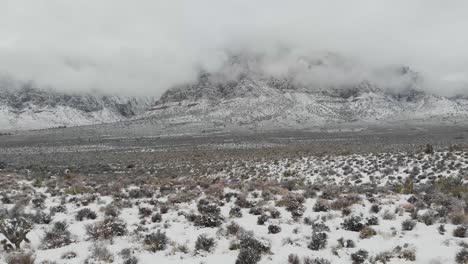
[0,124,468,264]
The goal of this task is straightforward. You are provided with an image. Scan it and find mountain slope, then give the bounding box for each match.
[146,53,468,129]
[0,80,152,131]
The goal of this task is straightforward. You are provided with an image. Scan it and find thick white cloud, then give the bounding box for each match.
[0,0,467,96]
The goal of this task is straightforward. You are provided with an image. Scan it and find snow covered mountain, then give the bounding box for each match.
[147,53,468,129]
[2,53,468,132]
[0,79,152,131]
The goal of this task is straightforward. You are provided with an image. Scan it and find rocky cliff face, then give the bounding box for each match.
[148,53,468,129]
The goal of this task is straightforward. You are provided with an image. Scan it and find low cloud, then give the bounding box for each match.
[0,0,467,96]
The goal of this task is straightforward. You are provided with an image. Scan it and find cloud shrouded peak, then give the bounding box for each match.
[0,0,467,97]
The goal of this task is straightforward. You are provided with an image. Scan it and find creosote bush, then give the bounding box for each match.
[235,233,270,264]
[359,226,376,239]
[229,206,243,218]
[86,218,127,240]
[144,230,168,252]
[195,234,216,252]
[453,226,467,238]
[351,249,369,264]
[313,199,330,212]
[194,199,223,227]
[308,232,327,251]
[456,248,468,264]
[268,224,281,234]
[41,221,72,249]
[76,208,97,221]
[342,216,364,232]
[402,219,416,231]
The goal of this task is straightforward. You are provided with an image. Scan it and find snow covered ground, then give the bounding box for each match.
[0,150,467,263]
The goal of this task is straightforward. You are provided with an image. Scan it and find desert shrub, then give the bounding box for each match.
[269,208,281,219]
[281,179,299,191]
[75,208,97,221]
[451,214,467,225]
[320,189,339,200]
[456,248,468,264]
[402,219,416,231]
[393,245,416,261]
[342,207,352,216]
[151,213,162,223]
[288,254,300,264]
[278,194,305,218]
[435,177,468,197]
[124,256,139,264]
[382,210,395,220]
[87,243,114,263]
[373,251,393,264]
[128,188,153,199]
[86,218,127,240]
[337,237,355,248]
[235,195,254,208]
[304,188,317,199]
[235,233,270,264]
[119,248,138,264]
[79,194,98,206]
[5,252,35,264]
[365,215,379,226]
[424,144,434,154]
[257,214,270,225]
[194,214,223,228]
[420,210,437,225]
[453,226,467,238]
[249,207,264,216]
[194,199,223,227]
[351,249,369,264]
[359,226,377,239]
[32,210,52,224]
[195,234,216,252]
[0,213,33,249]
[226,221,242,236]
[144,230,168,252]
[331,195,361,210]
[138,207,152,218]
[235,248,262,264]
[104,205,119,218]
[370,204,381,214]
[31,197,45,209]
[308,232,327,251]
[230,206,243,218]
[160,205,170,214]
[313,199,330,212]
[310,221,330,233]
[303,257,331,264]
[239,233,270,254]
[268,224,281,234]
[342,216,364,232]
[41,221,72,249]
[50,205,67,214]
[1,195,12,204]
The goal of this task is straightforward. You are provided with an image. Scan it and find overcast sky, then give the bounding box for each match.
[1,0,467,96]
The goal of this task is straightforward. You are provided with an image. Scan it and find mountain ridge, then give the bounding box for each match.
[0,79,153,131]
